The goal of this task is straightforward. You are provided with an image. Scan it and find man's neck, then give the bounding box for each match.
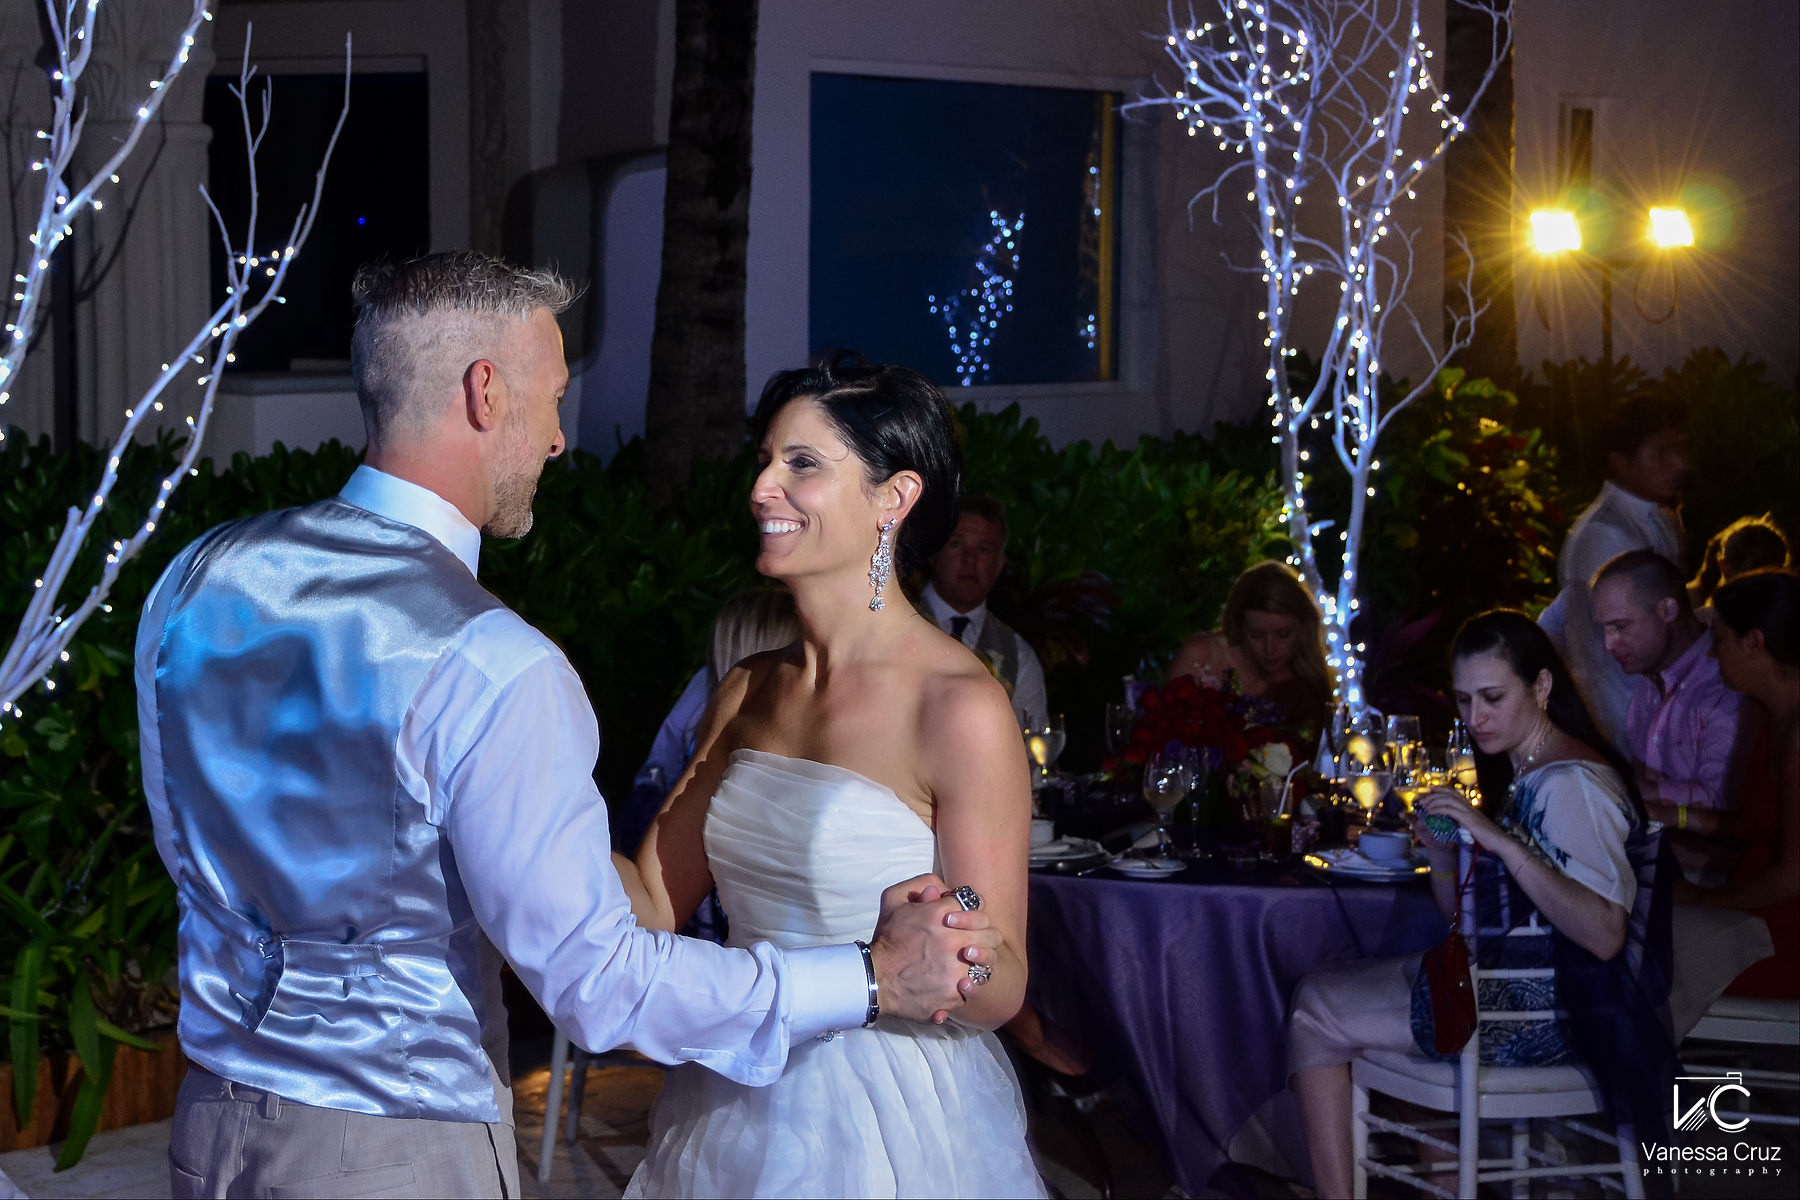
[924,581,984,617]
[1652,617,1705,683]
[365,443,486,531]
[1605,477,1669,510]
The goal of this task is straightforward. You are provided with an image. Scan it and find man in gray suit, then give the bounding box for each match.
[138,252,998,1197]
[919,495,1048,729]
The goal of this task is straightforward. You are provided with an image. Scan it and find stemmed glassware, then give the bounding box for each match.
[1383,714,1424,810]
[1026,713,1067,784]
[1447,720,1481,805]
[1141,746,1197,865]
[1104,702,1136,758]
[1344,754,1393,821]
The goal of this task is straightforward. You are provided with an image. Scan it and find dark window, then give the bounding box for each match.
[809,73,1120,388]
[203,72,429,371]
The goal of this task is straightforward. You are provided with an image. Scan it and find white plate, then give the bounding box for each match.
[1029,837,1104,863]
[1305,847,1429,880]
[1106,857,1186,878]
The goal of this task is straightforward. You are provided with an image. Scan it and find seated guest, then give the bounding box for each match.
[1679,570,1800,999]
[616,588,799,855]
[1169,560,1331,729]
[1539,392,1688,752]
[919,495,1047,728]
[1690,514,1791,613]
[1288,611,1655,1198]
[1590,550,1755,873]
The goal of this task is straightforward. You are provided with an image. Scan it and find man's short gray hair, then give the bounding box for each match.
[351,251,578,442]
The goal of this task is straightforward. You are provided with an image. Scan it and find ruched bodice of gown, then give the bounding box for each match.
[625,750,1044,1199]
[704,749,940,949]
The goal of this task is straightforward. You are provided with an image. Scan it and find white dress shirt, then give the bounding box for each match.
[920,582,1048,728]
[136,466,868,1083]
[1546,480,1684,752]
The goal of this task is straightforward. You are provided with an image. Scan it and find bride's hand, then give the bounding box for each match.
[868,874,1002,1024]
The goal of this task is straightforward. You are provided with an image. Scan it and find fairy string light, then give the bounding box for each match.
[927,210,1025,386]
[1130,0,1510,714]
[0,11,353,720]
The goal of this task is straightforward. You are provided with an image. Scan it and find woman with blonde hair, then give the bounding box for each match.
[1169,560,1332,728]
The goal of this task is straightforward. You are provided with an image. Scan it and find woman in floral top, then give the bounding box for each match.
[1287,610,1647,1198]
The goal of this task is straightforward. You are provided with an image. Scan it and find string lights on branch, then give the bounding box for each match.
[0,9,353,720]
[927,210,1025,386]
[1128,0,1510,714]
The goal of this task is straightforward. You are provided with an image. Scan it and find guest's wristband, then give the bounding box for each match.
[1677,805,1689,831]
[853,939,880,1028]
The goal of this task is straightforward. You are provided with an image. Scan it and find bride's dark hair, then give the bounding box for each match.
[752,360,964,576]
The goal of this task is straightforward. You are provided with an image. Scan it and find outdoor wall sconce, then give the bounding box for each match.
[1526,203,1694,396]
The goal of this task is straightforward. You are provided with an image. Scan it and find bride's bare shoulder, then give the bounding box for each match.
[916,658,1017,750]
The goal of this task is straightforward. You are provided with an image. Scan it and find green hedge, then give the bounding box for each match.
[5,351,1786,1159]
[0,405,1286,1148]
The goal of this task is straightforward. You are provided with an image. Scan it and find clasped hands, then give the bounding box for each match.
[867,874,1002,1025]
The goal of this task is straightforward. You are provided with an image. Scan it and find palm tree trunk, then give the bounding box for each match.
[642,0,758,505]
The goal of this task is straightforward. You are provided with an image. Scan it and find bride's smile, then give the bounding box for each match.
[751,398,892,583]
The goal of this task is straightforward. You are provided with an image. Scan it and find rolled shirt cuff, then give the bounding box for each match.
[782,942,872,1042]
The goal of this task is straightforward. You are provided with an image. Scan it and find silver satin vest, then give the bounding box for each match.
[150,497,511,1121]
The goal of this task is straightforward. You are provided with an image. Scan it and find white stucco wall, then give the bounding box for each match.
[1512,0,1799,381]
[746,0,1277,447]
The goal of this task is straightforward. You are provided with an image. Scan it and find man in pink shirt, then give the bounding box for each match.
[1592,549,1757,879]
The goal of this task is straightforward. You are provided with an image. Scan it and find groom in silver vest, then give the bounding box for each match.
[136,252,999,1197]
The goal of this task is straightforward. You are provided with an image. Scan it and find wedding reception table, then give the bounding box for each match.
[1026,861,1446,1196]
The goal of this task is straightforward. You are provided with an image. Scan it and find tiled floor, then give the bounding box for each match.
[4,1038,1791,1199]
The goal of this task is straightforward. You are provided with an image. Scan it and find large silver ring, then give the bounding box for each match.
[951,885,982,911]
[967,963,993,985]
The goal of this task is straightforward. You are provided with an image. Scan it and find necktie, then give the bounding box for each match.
[949,615,971,644]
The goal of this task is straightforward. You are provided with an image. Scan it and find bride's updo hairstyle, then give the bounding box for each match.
[752,362,964,575]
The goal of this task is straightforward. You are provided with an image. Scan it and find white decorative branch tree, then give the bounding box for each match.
[1137,0,1509,713]
[927,210,1025,386]
[0,1,350,719]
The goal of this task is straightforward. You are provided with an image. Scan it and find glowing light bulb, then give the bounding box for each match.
[1648,206,1694,249]
[1528,210,1581,255]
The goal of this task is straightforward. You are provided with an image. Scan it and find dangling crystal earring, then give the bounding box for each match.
[868,520,896,611]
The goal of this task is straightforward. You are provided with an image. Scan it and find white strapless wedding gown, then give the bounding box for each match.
[625,749,1045,1198]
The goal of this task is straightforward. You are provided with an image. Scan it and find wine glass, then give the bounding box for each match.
[1343,709,1385,773]
[1104,702,1135,757]
[1447,720,1481,804]
[1027,714,1067,784]
[1141,748,1195,864]
[1384,715,1423,769]
[1344,755,1393,820]
[1383,715,1423,800]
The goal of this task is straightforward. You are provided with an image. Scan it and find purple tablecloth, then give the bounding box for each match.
[1027,867,1445,1196]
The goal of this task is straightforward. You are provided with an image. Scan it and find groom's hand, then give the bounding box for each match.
[867,874,1001,1025]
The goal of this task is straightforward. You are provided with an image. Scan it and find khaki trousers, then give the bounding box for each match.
[168,1065,520,1199]
[1286,953,1422,1078]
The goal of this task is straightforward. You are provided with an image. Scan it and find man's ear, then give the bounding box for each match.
[464,358,504,433]
[1655,595,1680,625]
[1745,628,1768,658]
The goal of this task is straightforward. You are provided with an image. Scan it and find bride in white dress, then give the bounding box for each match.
[616,363,1045,1198]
